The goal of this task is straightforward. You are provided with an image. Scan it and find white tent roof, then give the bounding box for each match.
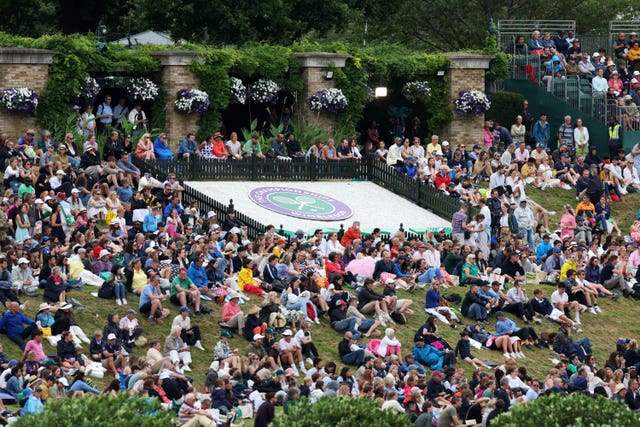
[114,30,178,46]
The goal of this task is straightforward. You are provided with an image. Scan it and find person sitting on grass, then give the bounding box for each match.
[238,258,266,296]
[530,288,577,329]
[169,267,202,315]
[454,330,491,369]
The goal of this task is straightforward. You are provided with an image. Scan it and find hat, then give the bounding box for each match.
[228,292,240,300]
[38,302,50,312]
[335,299,346,306]
[57,145,66,150]
[126,308,137,315]
[34,198,43,204]
[56,192,65,199]
[55,169,66,175]
[58,377,69,387]
[275,368,285,376]
[71,188,80,194]
[72,105,81,110]
[220,330,233,338]
[432,370,444,377]
[553,247,561,252]
[194,235,204,241]
[42,236,50,242]
[295,229,305,235]
[573,38,580,42]
[615,383,626,394]
[86,145,95,151]
[285,368,295,377]
[611,70,619,75]
[592,52,600,57]
[635,71,640,76]
[253,334,265,341]
[179,306,190,313]
[22,389,33,397]
[99,249,111,258]
[632,78,639,84]
[606,60,616,67]
[418,243,427,249]
[107,333,117,340]
[442,141,449,146]
[495,311,506,317]
[589,164,598,169]
[265,327,275,334]
[213,132,223,139]
[59,303,73,310]
[145,247,156,254]
[246,305,260,315]
[435,151,443,156]
[18,257,28,264]
[282,329,293,336]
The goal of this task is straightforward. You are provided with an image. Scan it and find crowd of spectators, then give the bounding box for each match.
[0,94,640,425]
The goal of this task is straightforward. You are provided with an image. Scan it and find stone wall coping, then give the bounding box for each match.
[150,50,198,66]
[0,48,57,65]
[294,52,351,68]
[445,53,493,70]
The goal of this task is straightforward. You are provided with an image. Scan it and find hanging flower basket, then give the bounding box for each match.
[402,81,431,102]
[366,85,375,103]
[229,77,247,105]
[126,77,159,101]
[77,77,101,103]
[309,88,348,113]
[454,89,491,116]
[0,88,38,113]
[249,78,279,104]
[174,89,210,115]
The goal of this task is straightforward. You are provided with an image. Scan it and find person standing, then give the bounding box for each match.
[451,204,468,243]
[95,94,114,135]
[254,391,276,427]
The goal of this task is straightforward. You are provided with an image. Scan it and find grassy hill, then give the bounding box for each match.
[2,184,638,425]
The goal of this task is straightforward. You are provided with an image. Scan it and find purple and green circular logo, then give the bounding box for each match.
[249,186,353,221]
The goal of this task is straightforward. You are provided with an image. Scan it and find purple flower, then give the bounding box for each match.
[0,88,38,113]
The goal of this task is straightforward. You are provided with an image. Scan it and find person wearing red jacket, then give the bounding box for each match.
[434,166,451,190]
[340,221,362,246]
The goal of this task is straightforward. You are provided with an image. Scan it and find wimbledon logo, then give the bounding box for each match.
[249,186,353,221]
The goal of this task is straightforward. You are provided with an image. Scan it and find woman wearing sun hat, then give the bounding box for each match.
[243,305,267,342]
[213,329,241,372]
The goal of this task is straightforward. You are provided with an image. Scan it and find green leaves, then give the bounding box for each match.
[492,394,640,427]
[272,396,413,427]
[13,393,175,427]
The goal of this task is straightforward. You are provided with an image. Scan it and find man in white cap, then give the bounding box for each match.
[102,332,128,373]
[11,257,35,294]
[278,329,306,376]
[119,309,144,350]
[172,306,204,351]
[48,169,72,197]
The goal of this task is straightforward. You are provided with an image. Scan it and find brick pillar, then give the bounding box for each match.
[294,52,350,135]
[151,50,200,151]
[0,48,56,140]
[445,54,493,149]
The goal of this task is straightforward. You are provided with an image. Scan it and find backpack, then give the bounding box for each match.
[390,310,408,324]
[23,285,39,297]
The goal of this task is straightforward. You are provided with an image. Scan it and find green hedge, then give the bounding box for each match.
[486,91,524,128]
[0,33,454,141]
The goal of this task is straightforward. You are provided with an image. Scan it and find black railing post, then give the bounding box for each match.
[251,154,257,181]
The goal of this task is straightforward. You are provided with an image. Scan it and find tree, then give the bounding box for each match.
[271,396,413,427]
[492,393,640,427]
[13,393,175,427]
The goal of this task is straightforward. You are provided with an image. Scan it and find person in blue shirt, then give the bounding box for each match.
[69,371,100,395]
[163,196,184,219]
[21,387,44,416]
[535,234,553,262]
[532,113,551,148]
[495,311,540,351]
[153,134,174,161]
[139,275,170,323]
[177,133,202,160]
[187,258,208,289]
[0,302,37,349]
[143,206,161,233]
[405,157,417,179]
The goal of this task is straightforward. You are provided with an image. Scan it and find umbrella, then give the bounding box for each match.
[345,258,375,279]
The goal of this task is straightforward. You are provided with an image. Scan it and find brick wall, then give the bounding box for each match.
[151,51,200,151]
[295,53,350,136]
[445,54,493,150]
[0,49,56,140]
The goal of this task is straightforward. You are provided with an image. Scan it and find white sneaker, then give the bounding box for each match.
[562,184,572,190]
[116,299,122,306]
[588,307,597,314]
[534,316,543,325]
[503,353,510,358]
[314,318,321,325]
[548,210,556,216]
[122,298,128,305]
[518,352,526,358]
[386,314,396,325]
[195,341,205,351]
[595,305,602,313]
[509,353,517,359]
[306,357,314,365]
[378,315,387,327]
[182,365,192,372]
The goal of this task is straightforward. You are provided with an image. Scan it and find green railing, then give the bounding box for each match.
[134,156,470,240]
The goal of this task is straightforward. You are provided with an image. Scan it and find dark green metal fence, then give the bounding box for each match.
[133,156,470,240]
